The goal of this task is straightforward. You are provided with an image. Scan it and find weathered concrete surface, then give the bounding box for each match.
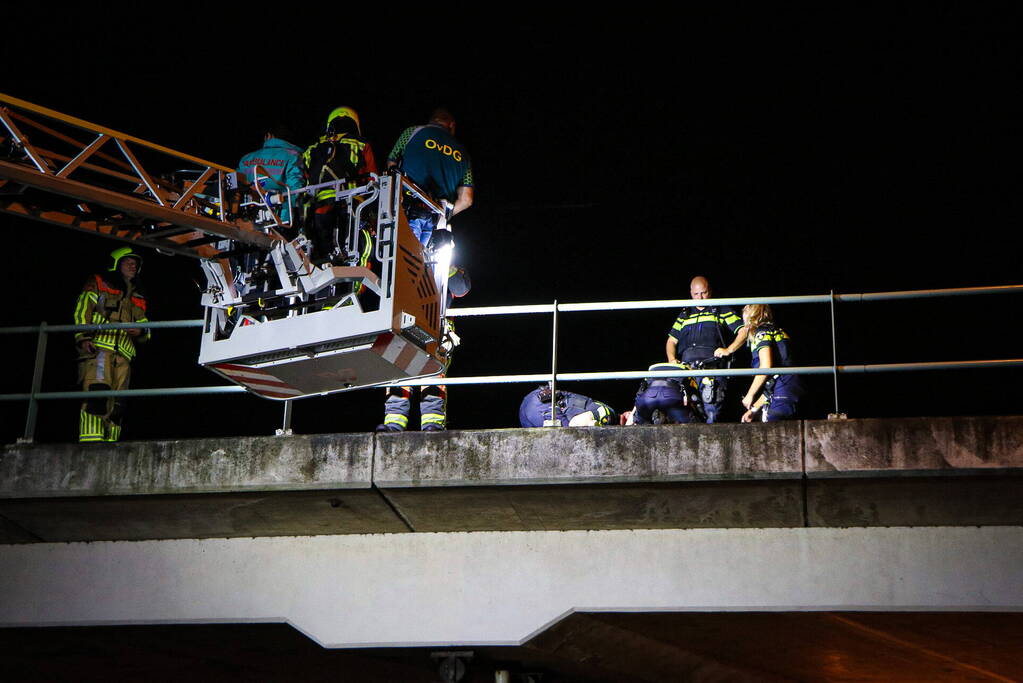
[0,433,385,542]
[808,475,1023,527]
[382,481,804,532]
[374,423,802,487]
[0,512,39,542]
[374,423,804,532]
[805,416,1023,474]
[802,417,1023,527]
[0,490,408,542]
[0,433,373,497]
[2,417,1022,542]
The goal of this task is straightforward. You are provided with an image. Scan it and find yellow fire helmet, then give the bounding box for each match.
[108,246,142,273]
[326,106,361,136]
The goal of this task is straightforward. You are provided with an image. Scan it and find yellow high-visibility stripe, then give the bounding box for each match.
[79,411,103,442]
[677,314,730,328]
[73,291,97,325]
[359,229,372,267]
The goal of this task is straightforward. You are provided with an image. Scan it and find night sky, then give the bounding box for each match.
[3,8,1020,444]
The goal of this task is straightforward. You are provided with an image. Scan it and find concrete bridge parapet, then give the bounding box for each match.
[1,416,1021,542]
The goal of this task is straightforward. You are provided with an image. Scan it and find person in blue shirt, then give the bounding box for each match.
[387,108,474,247]
[740,304,805,422]
[519,384,616,428]
[237,125,305,229]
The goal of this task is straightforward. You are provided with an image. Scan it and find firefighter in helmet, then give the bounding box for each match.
[74,247,150,442]
[302,106,378,265]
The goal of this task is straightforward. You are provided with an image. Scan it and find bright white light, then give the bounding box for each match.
[434,238,455,278]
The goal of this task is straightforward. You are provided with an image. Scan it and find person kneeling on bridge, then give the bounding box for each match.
[629,362,695,425]
[519,384,617,428]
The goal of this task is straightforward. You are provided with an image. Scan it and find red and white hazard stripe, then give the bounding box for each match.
[211,363,304,399]
[372,334,442,376]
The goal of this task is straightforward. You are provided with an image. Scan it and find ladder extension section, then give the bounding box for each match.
[0,92,277,258]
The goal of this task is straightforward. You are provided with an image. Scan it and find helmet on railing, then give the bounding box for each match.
[108,246,142,273]
[326,106,361,137]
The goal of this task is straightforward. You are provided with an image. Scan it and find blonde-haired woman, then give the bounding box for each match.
[740,304,804,422]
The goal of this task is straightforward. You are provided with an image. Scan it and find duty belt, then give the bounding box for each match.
[402,191,437,220]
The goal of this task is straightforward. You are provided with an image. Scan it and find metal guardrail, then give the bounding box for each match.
[3,285,1022,442]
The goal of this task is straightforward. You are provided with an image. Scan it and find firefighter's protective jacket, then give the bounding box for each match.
[303,134,377,203]
[73,274,149,359]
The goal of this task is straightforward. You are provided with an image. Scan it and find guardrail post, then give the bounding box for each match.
[549,300,559,427]
[20,321,49,444]
[828,289,846,419]
[277,400,294,436]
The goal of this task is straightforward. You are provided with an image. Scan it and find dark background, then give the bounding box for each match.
[2,8,1020,443]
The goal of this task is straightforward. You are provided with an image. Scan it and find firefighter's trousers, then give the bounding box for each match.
[78,349,131,442]
[380,381,447,431]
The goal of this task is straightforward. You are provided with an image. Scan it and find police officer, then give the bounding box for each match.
[519,384,616,428]
[632,362,694,425]
[665,276,748,423]
[74,247,150,442]
[387,108,473,247]
[740,304,805,422]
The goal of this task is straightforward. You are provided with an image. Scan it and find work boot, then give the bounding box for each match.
[375,424,403,433]
[421,424,445,432]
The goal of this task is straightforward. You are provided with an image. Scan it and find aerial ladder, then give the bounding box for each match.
[0,93,451,399]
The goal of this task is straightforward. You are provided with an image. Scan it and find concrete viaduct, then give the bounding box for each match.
[2,416,1022,680]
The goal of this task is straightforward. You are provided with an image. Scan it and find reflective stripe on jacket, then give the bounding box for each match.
[74,274,149,359]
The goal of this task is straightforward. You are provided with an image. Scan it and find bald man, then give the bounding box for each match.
[387,108,474,247]
[664,276,748,423]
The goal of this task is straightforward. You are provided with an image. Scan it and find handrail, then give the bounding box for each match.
[5,283,1021,333]
[394,359,1023,387]
[2,283,1021,441]
[4,360,1020,400]
[0,320,203,335]
[2,386,245,401]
